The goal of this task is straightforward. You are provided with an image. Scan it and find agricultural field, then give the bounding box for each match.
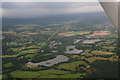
[2,5,119,79]
[2,22,119,79]
[57,61,89,71]
[91,51,115,55]
[38,69,70,75]
[10,71,40,78]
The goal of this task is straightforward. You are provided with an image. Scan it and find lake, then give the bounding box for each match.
[65,45,83,54]
[27,55,69,67]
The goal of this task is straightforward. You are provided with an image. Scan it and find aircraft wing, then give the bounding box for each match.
[99,0,119,29]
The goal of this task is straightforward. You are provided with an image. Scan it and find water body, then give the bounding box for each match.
[74,39,81,43]
[65,45,83,54]
[82,39,101,44]
[27,55,69,67]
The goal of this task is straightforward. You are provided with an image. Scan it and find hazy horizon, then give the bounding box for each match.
[2,2,104,19]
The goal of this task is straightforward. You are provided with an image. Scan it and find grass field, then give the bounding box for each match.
[3,62,13,67]
[58,73,85,78]
[57,61,88,71]
[38,73,85,78]
[19,49,39,55]
[11,42,46,52]
[10,71,40,78]
[91,51,115,55]
[81,50,93,57]
[38,69,70,75]
[38,74,58,78]
[36,42,46,47]
[6,42,24,46]
[86,57,109,63]
[24,54,36,58]
[102,46,115,50]
[2,74,8,78]
[1,55,18,58]
[12,45,38,51]
[2,49,39,58]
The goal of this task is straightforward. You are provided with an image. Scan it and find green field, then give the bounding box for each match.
[1,55,18,58]
[102,46,115,50]
[38,73,85,78]
[10,71,40,78]
[3,62,13,67]
[39,69,70,75]
[38,74,58,78]
[57,73,85,78]
[57,61,88,71]
[19,49,39,55]
[86,57,109,63]
[81,50,92,57]
[91,51,115,55]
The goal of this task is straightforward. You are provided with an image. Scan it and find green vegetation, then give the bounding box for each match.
[2,16,119,79]
[86,57,109,63]
[38,69,70,75]
[102,46,115,50]
[2,74,8,78]
[86,60,119,78]
[10,71,40,78]
[31,53,57,63]
[57,73,85,78]
[3,62,13,67]
[38,74,58,78]
[91,51,115,55]
[36,42,46,48]
[38,73,85,78]
[19,49,39,55]
[57,61,88,71]
[81,50,92,57]
[1,55,18,58]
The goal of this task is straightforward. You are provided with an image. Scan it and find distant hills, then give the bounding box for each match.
[3,12,111,25]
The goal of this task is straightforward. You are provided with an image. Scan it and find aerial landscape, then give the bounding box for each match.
[1,2,120,79]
